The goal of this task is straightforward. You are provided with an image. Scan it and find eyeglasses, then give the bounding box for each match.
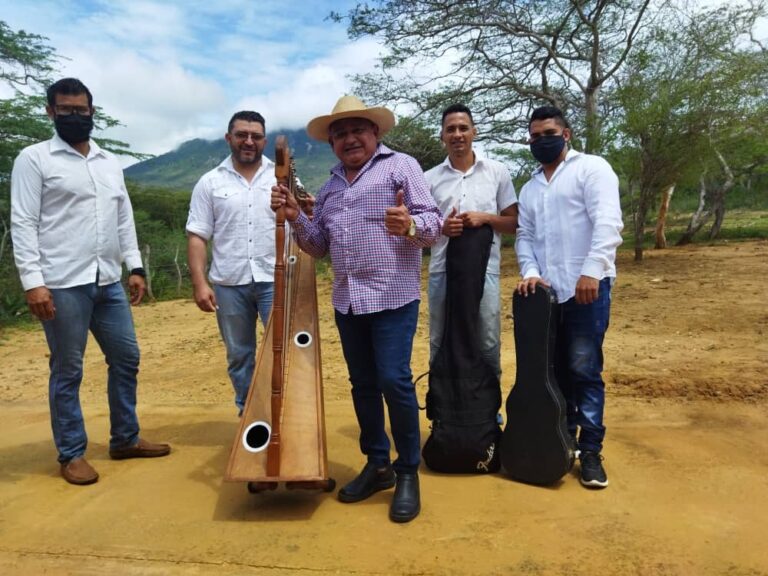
[231,131,265,142]
[54,105,92,117]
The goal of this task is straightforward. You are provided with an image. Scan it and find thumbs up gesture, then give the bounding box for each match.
[441,205,463,237]
[385,189,412,236]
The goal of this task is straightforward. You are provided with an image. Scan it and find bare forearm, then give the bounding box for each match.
[187,235,210,286]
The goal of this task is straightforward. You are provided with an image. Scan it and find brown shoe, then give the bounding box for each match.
[109,438,171,460]
[60,457,99,485]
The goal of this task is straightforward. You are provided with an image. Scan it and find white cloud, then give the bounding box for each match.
[0,0,383,164]
[232,37,384,134]
[59,47,227,156]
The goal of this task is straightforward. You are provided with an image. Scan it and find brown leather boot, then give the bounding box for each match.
[60,457,99,485]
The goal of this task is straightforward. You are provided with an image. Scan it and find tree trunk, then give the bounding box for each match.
[142,244,155,302]
[584,86,600,155]
[0,217,8,265]
[654,184,675,249]
[707,147,735,240]
[173,245,183,295]
[633,190,652,262]
[677,175,711,246]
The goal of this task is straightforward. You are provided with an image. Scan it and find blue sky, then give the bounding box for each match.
[0,0,382,161]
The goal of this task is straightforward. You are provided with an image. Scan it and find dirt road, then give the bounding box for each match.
[1,241,766,575]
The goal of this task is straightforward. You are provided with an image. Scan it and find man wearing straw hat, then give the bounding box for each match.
[271,95,442,522]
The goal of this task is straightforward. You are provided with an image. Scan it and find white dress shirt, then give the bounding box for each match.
[11,134,142,291]
[425,155,517,275]
[185,155,276,285]
[515,149,624,303]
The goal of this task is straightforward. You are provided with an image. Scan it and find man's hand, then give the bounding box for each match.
[459,211,489,228]
[299,193,316,220]
[442,206,463,237]
[575,275,600,304]
[515,276,550,297]
[271,183,300,222]
[26,286,55,321]
[193,283,217,312]
[385,189,411,236]
[128,275,146,306]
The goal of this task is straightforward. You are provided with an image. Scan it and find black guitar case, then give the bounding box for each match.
[422,225,502,474]
[500,286,576,485]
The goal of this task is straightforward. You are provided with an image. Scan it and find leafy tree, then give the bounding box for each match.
[382,116,445,170]
[334,0,654,153]
[610,1,768,259]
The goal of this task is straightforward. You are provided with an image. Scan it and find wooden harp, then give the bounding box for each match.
[224,136,334,493]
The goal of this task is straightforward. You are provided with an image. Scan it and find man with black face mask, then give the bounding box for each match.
[10,77,170,486]
[515,105,623,489]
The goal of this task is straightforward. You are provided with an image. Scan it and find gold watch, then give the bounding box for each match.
[407,218,417,238]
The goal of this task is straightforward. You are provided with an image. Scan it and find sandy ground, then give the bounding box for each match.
[0,240,766,575]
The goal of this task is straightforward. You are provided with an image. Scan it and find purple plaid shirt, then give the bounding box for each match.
[292,144,442,315]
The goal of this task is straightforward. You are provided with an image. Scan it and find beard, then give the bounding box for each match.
[236,149,262,165]
[230,144,263,166]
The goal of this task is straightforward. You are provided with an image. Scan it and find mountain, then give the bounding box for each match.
[124,128,337,192]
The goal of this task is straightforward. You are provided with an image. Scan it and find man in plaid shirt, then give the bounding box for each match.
[272,95,441,523]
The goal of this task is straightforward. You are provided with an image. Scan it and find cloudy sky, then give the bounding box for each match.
[0,0,383,162]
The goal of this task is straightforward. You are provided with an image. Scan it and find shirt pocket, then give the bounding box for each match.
[212,184,242,201]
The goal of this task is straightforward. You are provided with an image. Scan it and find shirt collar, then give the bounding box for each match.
[531,148,582,176]
[442,151,485,172]
[217,154,274,175]
[50,132,105,159]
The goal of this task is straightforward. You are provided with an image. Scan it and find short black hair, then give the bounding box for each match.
[441,103,474,126]
[228,111,266,133]
[46,78,93,108]
[529,106,570,130]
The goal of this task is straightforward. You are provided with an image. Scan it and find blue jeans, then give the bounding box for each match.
[429,272,501,375]
[42,281,141,463]
[214,282,274,412]
[335,300,421,475]
[555,278,612,454]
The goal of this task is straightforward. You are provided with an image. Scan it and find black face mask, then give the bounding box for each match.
[530,134,566,165]
[54,114,94,145]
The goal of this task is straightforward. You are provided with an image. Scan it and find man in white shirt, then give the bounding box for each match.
[10,78,171,486]
[425,104,518,376]
[186,111,277,415]
[515,105,624,489]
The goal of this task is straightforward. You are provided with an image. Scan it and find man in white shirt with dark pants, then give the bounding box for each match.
[425,104,518,377]
[186,111,277,415]
[11,78,170,486]
[515,105,623,489]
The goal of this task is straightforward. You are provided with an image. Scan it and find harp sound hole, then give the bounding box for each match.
[294,332,312,348]
[243,422,271,452]
[287,255,298,264]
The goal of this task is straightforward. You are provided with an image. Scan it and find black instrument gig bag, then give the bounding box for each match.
[422,225,502,474]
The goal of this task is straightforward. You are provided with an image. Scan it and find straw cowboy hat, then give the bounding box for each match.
[306,95,396,141]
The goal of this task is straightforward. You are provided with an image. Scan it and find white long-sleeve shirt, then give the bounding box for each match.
[11,134,142,291]
[515,149,624,303]
[425,154,517,275]
[185,156,277,285]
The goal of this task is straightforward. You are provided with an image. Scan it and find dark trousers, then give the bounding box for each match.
[555,278,612,453]
[335,300,421,474]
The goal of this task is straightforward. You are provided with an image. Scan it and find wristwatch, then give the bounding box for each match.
[407,218,417,238]
[129,267,147,278]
